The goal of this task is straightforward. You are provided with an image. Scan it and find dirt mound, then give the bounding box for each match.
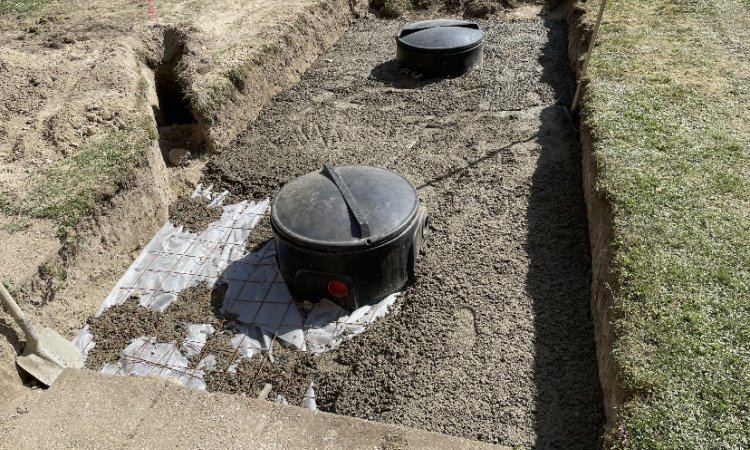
[85,298,162,370]
[85,283,228,369]
[168,197,223,233]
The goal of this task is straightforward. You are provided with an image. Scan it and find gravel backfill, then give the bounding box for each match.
[202,12,603,449]
[85,298,162,370]
[168,197,223,233]
[244,213,274,254]
[85,284,228,369]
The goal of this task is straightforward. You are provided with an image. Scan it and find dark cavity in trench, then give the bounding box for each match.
[151,28,205,166]
[153,29,195,127]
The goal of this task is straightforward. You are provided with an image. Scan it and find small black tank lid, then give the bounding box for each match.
[271,165,419,251]
[396,19,484,55]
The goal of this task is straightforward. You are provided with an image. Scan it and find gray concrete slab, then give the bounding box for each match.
[1,370,507,450]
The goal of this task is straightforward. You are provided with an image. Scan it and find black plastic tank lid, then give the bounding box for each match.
[271,165,419,251]
[396,19,484,55]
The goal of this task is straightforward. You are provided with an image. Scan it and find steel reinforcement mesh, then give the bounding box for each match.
[76,192,395,407]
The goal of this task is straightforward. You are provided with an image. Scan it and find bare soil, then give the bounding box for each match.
[203,9,603,448]
[0,0,363,405]
[1,369,503,450]
[85,283,229,369]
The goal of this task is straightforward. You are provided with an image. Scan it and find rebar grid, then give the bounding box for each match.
[105,226,354,403]
[81,196,392,405]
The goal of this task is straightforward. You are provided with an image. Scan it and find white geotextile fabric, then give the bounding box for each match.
[94,185,266,315]
[100,337,207,389]
[74,185,398,408]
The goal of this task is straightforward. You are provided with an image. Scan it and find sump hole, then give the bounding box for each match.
[153,37,194,127]
[152,29,206,165]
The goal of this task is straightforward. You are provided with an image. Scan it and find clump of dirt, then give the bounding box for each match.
[168,197,223,233]
[156,283,228,342]
[158,124,206,159]
[85,297,162,369]
[244,214,274,254]
[463,0,499,18]
[373,0,411,18]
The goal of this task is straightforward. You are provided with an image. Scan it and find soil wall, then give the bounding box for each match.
[567,0,624,435]
[194,0,368,152]
[14,0,368,328]
[0,0,367,399]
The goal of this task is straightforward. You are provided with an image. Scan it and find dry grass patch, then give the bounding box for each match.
[0,119,155,238]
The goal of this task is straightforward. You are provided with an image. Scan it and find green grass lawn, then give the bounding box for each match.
[0,0,49,14]
[579,0,750,447]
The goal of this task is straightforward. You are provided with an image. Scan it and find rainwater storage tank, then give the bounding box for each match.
[271,164,427,310]
[396,19,485,77]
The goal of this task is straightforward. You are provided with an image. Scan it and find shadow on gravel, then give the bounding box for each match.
[369,59,442,89]
[525,16,604,449]
[416,135,537,190]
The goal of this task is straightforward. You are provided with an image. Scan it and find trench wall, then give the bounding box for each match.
[5,0,368,388]
[567,0,623,435]
[193,0,368,152]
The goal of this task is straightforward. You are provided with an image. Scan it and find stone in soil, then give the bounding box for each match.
[167,148,191,167]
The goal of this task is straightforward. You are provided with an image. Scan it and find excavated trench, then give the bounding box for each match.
[19,3,610,449]
[151,28,206,167]
[195,10,604,449]
[153,33,194,128]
